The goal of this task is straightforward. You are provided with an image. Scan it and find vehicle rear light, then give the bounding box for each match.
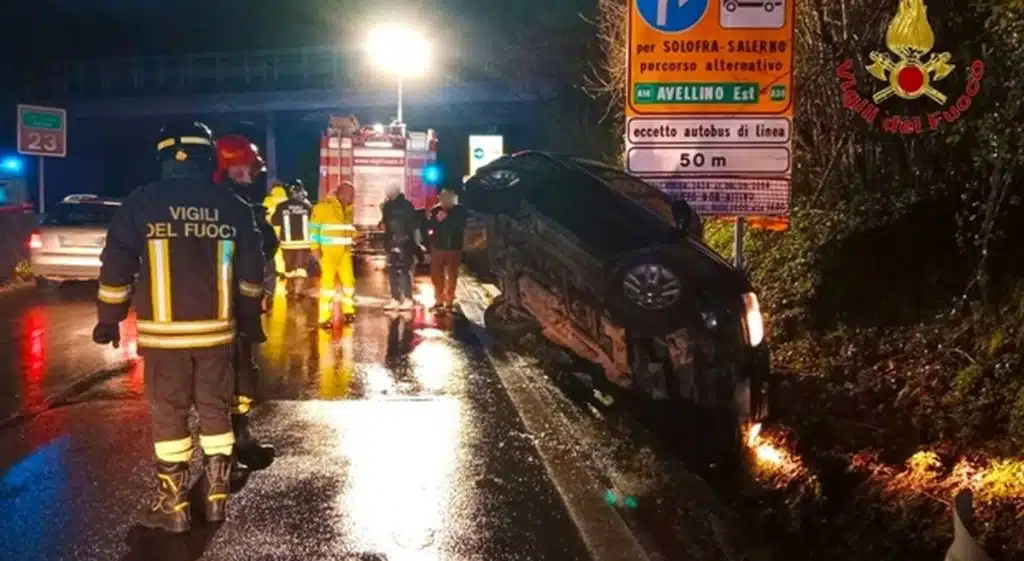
[28,232,42,250]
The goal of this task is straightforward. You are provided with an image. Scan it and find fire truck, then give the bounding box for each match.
[318,116,439,252]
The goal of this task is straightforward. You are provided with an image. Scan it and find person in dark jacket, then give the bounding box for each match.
[425,188,469,312]
[380,184,422,310]
[92,120,266,533]
[271,180,314,298]
[213,134,277,473]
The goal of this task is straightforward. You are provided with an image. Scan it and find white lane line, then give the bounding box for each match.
[457,279,651,561]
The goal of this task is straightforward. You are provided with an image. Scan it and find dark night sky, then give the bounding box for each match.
[0,0,594,61]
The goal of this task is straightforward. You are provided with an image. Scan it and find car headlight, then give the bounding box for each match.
[741,292,764,346]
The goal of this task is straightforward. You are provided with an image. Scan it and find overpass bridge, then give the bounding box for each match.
[13,42,568,196]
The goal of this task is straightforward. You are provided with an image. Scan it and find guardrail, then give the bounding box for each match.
[25,42,567,100]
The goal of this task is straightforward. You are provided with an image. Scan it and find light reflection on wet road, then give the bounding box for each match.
[0,262,593,561]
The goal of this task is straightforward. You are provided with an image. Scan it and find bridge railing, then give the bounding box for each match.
[29,42,565,100]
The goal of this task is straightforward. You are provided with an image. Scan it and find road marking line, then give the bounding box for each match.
[458,279,652,561]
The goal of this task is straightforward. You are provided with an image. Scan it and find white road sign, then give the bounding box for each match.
[469,135,504,176]
[627,117,791,144]
[647,177,789,216]
[627,146,791,174]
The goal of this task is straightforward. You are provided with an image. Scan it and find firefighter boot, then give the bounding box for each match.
[138,461,191,533]
[232,413,275,471]
[201,454,232,523]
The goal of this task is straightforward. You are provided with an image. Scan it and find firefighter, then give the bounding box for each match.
[310,181,357,328]
[213,134,278,472]
[263,182,289,278]
[92,120,265,533]
[271,180,314,298]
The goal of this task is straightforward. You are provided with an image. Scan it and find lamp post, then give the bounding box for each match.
[365,26,431,124]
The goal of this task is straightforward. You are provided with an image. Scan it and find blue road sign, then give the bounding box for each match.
[635,0,709,33]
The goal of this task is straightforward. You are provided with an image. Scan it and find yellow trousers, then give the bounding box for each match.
[273,227,286,275]
[319,246,355,321]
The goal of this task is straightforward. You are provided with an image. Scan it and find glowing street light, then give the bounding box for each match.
[365,26,432,123]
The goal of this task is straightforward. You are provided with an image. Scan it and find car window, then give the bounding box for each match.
[44,203,120,226]
[573,163,677,228]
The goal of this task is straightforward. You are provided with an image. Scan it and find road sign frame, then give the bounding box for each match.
[17,104,68,158]
[626,0,796,116]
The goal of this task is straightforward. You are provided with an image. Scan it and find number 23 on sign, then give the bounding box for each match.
[27,132,60,152]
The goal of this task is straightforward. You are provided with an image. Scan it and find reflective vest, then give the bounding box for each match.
[310,197,356,248]
[271,199,313,249]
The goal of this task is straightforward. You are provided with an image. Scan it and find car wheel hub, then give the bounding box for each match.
[622,264,681,311]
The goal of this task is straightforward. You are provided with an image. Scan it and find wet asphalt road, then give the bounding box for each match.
[0,261,594,561]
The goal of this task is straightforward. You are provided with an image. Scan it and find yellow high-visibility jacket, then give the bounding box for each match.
[262,186,288,223]
[310,197,357,249]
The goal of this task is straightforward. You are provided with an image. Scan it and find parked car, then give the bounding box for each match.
[723,0,783,12]
[462,152,769,461]
[30,194,122,288]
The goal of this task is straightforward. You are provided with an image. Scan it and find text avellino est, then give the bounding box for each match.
[146,206,238,239]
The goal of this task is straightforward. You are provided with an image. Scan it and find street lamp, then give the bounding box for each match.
[365,26,431,124]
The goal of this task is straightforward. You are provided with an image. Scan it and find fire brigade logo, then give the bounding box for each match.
[837,0,985,134]
[174,149,188,161]
[866,0,954,103]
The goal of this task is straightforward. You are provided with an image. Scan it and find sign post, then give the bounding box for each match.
[17,104,68,214]
[468,135,504,176]
[626,0,796,265]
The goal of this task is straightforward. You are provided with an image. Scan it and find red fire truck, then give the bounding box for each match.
[318,116,439,252]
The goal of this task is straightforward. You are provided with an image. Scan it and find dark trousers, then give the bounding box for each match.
[430,249,461,305]
[387,250,414,300]
[234,340,259,415]
[145,346,234,461]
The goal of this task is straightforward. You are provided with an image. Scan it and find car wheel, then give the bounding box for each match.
[725,1,738,11]
[603,253,695,337]
[35,277,59,290]
[764,2,775,11]
[483,295,540,343]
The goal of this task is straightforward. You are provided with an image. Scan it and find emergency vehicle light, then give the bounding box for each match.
[0,156,23,174]
[422,164,442,185]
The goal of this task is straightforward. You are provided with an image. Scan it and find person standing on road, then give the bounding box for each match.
[212,134,278,474]
[425,188,469,313]
[92,120,266,533]
[380,183,422,310]
[271,180,314,298]
[310,181,358,328]
[262,182,289,279]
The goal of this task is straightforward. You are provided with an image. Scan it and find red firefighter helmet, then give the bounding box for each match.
[213,134,266,183]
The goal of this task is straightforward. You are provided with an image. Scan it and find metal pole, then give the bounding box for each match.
[734,217,745,269]
[38,157,45,214]
[396,75,404,123]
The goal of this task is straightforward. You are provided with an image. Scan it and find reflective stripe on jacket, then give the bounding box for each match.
[310,198,356,248]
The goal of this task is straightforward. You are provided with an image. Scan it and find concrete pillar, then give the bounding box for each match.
[265,112,278,181]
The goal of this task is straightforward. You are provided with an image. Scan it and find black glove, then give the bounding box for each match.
[92,323,120,348]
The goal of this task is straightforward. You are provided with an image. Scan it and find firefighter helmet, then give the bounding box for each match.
[215,135,266,174]
[157,120,215,162]
[287,179,307,200]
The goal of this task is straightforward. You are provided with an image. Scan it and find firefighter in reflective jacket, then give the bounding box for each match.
[263,183,289,277]
[213,134,277,472]
[92,120,265,533]
[271,180,313,298]
[310,181,357,328]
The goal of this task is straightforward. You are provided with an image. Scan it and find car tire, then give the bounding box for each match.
[483,295,540,343]
[603,252,696,337]
[725,1,738,11]
[764,2,774,11]
[35,277,59,290]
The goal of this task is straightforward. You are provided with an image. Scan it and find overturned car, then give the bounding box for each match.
[462,151,769,460]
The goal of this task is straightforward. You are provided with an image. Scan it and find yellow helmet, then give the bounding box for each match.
[270,186,287,199]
